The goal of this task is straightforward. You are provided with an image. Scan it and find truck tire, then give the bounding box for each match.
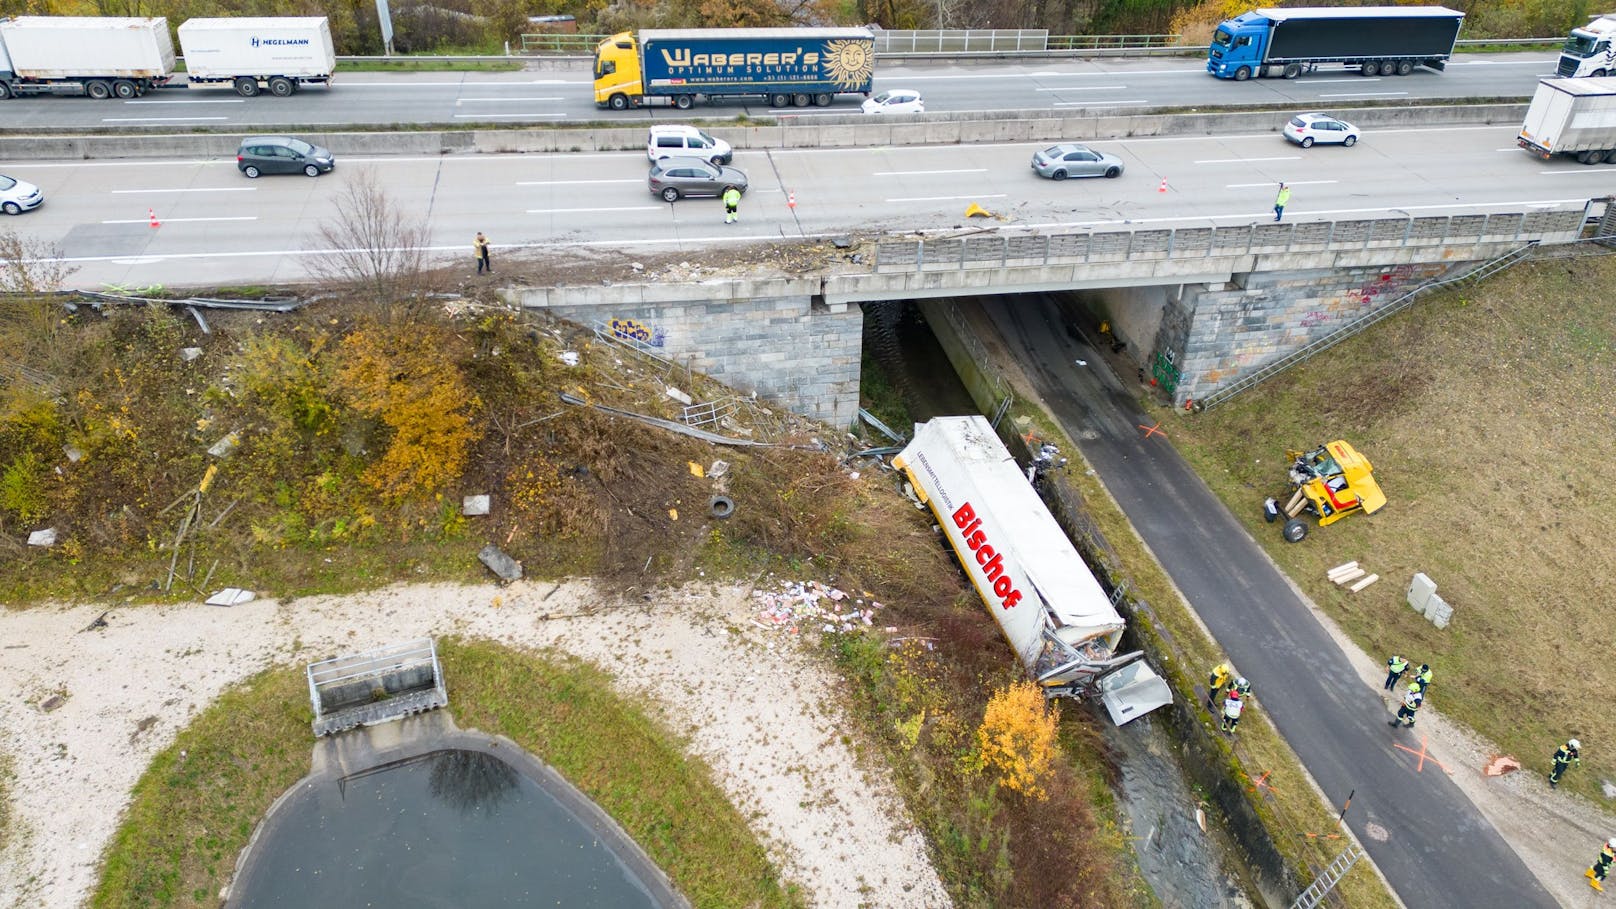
[1360,62,1378,76]
[1377,60,1397,76]
[113,80,138,99]
[235,77,260,97]
[608,93,630,111]
[268,77,295,97]
[792,93,810,107]
[0,82,12,100]
[814,93,832,106]
[1395,60,1413,76]
[1233,66,1251,81]
[1282,518,1308,543]
[1282,63,1301,79]
[769,92,789,108]
[673,94,693,110]
[1595,69,1610,77]
[85,80,111,100]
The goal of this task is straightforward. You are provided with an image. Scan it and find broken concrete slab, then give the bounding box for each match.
[27,528,56,547]
[208,431,240,459]
[205,588,256,607]
[478,544,523,582]
[462,495,490,517]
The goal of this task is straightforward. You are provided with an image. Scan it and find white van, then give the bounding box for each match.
[646,125,733,165]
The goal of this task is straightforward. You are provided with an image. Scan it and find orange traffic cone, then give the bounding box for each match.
[148,208,160,228]
[787,190,797,210]
[1157,178,1168,194]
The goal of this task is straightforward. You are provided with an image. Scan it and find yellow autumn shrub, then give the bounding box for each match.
[976,679,1059,800]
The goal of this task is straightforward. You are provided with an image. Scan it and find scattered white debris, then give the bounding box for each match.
[180,347,203,362]
[207,431,240,459]
[27,529,56,548]
[204,588,255,607]
[752,580,883,636]
[462,495,490,517]
[666,386,693,406]
[559,351,580,367]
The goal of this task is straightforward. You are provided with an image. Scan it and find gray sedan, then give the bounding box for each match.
[648,157,749,202]
[1030,144,1125,181]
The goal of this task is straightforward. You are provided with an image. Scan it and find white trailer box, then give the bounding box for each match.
[0,16,173,79]
[178,17,335,95]
[1519,76,1616,160]
[893,416,1172,725]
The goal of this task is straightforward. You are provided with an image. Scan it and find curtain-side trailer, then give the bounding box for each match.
[893,416,1172,725]
[593,27,874,111]
[1207,6,1464,81]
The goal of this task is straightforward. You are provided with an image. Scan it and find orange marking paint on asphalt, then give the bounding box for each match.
[1393,735,1455,775]
[1138,422,1167,440]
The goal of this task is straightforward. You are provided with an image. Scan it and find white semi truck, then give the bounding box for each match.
[0,16,174,100]
[1558,13,1616,78]
[893,416,1172,725]
[177,17,336,97]
[1518,76,1616,165]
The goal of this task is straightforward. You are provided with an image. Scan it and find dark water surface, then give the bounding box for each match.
[232,749,662,908]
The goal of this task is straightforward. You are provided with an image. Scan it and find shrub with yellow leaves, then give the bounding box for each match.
[975,679,1059,800]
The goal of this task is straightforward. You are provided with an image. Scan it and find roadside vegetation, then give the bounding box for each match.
[1165,253,1616,803]
[90,639,801,909]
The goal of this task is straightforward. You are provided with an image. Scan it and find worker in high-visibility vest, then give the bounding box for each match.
[1587,837,1616,891]
[1207,661,1233,711]
[1389,688,1423,729]
[1221,689,1245,734]
[1551,739,1582,789]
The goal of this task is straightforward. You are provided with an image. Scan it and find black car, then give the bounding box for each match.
[236,136,335,178]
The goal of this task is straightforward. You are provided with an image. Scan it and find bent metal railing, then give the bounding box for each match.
[870,206,1590,273]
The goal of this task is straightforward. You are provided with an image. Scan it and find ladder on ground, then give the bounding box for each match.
[1290,842,1365,909]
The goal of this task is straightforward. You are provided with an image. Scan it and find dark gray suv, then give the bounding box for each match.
[236,136,335,178]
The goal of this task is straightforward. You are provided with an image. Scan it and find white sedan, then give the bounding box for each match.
[1282,113,1359,148]
[0,174,44,215]
[862,88,924,114]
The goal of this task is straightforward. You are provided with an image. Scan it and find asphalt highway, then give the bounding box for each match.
[984,297,1554,908]
[9,122,1611,289]
[0,51,1561,131]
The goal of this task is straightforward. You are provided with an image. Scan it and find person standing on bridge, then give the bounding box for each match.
[1587,837,1615,891]
[1273,183,1292,222]
[474,232,493,275]
[723,186,742,224]
[1389,687,1423,729]
[1550,738,1581,789]
[1384,654,1408,691]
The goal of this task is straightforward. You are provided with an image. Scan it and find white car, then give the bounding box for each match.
[862,89,924,115]
[1282,113,1359,148]
[646,124,732,165]
[0,174,44,215]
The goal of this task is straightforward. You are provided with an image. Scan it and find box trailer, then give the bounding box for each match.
[892,416,1172,725]
[178,17,335,96]
[1558,13,1616,78]
[1518,76,1616,164]
[1207,6,1465,81]
[593,27,874,110]
[0,16,174,99]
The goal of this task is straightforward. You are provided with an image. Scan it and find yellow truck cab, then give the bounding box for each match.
[593,32,641,110]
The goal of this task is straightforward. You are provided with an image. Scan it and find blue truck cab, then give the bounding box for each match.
[1207,12,1270,80]
[1207,6,1465,82]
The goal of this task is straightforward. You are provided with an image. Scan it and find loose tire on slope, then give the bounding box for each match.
[1282,518,1308,543]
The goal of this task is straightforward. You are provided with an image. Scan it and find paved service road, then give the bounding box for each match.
[0,52,1559,131]
[8,122,1609,289]
[982,298,1553,908]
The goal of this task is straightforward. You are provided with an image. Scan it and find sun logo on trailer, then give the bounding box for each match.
[822,38,873,90]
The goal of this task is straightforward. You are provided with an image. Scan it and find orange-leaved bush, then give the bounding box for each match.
[976,679,1059,800]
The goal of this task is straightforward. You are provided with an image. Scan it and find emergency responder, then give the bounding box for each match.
[1587,837,1616,891]
[1415,663,1433,690]
[1405,677,1424,699]
[1221,689,1245,734]
[1551,739,1582,789]
[723,185,742,224]
[1207,661,1233,711]
[1389,687,1423,728]
[1234,676,1252,697]
[1384,654,1409,691]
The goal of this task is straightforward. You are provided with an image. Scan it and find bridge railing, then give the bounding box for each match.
[871,207,1591,272]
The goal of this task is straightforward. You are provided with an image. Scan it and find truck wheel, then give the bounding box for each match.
[1360,62,1378,76]
[268,77,295,97]
[113,80,138,99]
[661,187,680,202]
[1595,69,1610,78]
[672,94,692,110]
[769,92,789,108]
[0,82,13,100]
[86,80,111,100]
[792,93,810,107]
[235,77,260,97]
[1395,60,1413,76]
[1233,66,1251,82]
[1377,60,1397,76]
[1282,63,1301,79]
[814,93,832,106]
[608,93,630,111]
[1282,518,1308,543]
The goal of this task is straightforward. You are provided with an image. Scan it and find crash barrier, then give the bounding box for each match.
[307,638,448,737]
[875,29,1053,53]
[0,102,1528,161]
[871,207,1592,273]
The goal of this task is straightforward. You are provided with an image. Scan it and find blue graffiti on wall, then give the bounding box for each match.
[609,317,667,348]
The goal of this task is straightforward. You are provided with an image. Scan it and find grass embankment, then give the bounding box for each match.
[1166,255,1616,800]
[91,639,798,909]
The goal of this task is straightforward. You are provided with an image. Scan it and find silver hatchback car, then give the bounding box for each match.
[648,157,748,202]
[1031,143,1125,181]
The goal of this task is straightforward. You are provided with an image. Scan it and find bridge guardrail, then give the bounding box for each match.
[871,208,1589,272]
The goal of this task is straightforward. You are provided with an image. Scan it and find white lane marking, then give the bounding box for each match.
[101,216,257,224]
[1035,85,1126,91]
[515,179,643,185]
[1318,92,1409,98]
[872,169,988,176]
[1307,78,1379,83]
[1227,179,1338,188]
[1195,156,1301,164]
[100,117,229,122]
[526,206,662,213]
[885,193,1007,203]
[889,68,1197,81]
[123,99,246,104]
[1447,60,1556,67]
[452,113,567,119]
[767,109,845,115]
[457,96,564,102]
[1053,99,1150,106]
[1539,168,1616,175]
[110,187,257,193]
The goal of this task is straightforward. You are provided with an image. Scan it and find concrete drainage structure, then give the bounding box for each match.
[307,638,449,737]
